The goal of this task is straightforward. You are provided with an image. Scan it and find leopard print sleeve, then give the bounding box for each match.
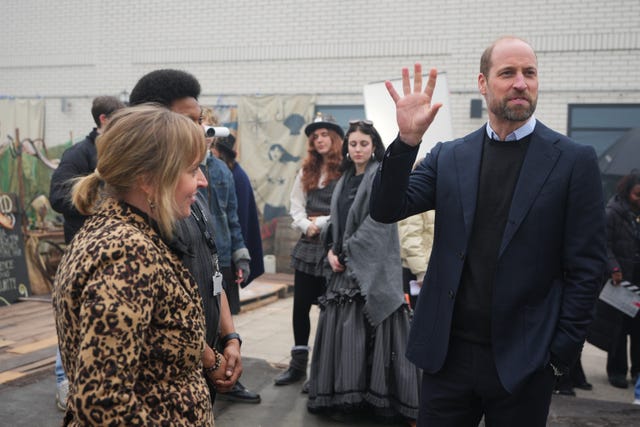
[72,232,158,425]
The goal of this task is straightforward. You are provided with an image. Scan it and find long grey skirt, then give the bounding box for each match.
[307,271,420,421]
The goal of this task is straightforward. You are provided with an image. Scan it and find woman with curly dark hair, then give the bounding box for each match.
[274,113,343,388]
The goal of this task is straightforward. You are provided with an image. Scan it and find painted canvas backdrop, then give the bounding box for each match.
[237,95,315,222]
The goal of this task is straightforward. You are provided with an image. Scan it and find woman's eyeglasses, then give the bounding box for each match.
[349,119,373,127]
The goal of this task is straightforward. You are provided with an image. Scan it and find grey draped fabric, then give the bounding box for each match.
[327,160,405,326]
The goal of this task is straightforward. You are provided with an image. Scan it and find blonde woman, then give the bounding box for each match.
[53,105,223,426]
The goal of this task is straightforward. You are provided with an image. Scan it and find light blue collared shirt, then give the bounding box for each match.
[486,116,536,141]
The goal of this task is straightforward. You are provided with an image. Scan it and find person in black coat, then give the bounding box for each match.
[605,172,640,389]
[50,96,125,243]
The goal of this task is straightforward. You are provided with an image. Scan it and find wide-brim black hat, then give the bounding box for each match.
[215,133,236,153]
[304,113,344,139]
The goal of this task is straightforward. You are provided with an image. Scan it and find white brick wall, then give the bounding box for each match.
[1,0,638,146]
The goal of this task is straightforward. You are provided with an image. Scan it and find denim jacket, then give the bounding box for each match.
[200,155,249,267]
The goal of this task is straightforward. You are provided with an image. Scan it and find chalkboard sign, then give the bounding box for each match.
[0,192,32,305]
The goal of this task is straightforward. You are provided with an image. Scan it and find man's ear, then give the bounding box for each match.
[478,73,487,96]
[98,113,109,128]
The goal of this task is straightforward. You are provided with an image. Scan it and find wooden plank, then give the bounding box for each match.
[0,314,56,340]
[2,317,55,333]
[252,273,294,285]
[0,339,16,349]
[0,327,56,343]
[9,336,58,354]
[0,305,54,322]
[0,301,52,321]
[239,283,287,302]
[13,355,55,375]
[241,294,279,313]
[0,346,56,371]
[0,370,26,384]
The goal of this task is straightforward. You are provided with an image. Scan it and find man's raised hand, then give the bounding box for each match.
[385,64,442,146]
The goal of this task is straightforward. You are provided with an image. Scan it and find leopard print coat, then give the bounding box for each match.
[53,197,214,426]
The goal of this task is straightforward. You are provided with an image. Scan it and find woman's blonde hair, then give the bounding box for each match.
[72,104,206,238]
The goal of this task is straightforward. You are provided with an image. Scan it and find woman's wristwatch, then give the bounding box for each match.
[220,332,242,348]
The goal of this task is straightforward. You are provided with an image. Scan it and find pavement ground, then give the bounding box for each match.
[1,274,640,426]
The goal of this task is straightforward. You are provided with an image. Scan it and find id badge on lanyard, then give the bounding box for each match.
[212,254,223,297]
[212,271,223,296]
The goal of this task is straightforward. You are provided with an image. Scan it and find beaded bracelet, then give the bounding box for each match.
[204,351,223,374]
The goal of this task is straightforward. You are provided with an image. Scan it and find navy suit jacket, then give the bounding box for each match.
[370,121,606,392]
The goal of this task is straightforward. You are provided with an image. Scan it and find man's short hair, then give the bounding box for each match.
[129,69,201,107]
[91,96,126,127]
[480,36,535,77]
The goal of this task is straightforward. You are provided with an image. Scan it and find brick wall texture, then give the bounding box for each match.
[1,0,639,145]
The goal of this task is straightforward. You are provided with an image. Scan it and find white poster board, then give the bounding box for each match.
[599,280,640,318]
[363,72,453,160]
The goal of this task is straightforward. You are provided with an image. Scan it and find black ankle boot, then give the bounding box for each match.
[274,366,307,385]
[274,348,308,385]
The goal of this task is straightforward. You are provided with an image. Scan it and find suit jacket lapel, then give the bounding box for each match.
[454,128,484,240]
[498,124,560,257]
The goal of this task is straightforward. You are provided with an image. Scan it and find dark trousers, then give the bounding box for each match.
[607,314,640,377]
[292,269,325,346]
[418,337,555,427]
[221,266,240,315]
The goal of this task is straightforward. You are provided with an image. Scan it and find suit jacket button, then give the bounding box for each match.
[457,252,465,260]
[448,290,455,299]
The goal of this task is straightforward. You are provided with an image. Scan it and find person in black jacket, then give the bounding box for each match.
[129,69,260,404]
[605,172,640,389]
[49,95,125,410]
[50,96,125,243]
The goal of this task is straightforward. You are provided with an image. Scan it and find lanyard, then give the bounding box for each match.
[190,199,220,268]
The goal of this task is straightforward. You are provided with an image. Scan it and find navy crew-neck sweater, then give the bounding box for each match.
[451,133,530,344]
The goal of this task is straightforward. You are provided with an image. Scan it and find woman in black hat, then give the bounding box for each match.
[274,113,344,388]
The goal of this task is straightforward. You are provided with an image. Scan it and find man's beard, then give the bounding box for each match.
[491,95,537,122]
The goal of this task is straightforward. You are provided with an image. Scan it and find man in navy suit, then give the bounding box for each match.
[370,36,606,426]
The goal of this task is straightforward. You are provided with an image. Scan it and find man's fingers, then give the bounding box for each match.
[413,63,423,93]
[424,68,438,98]
[425,103,443,127]
[385,80,400,103]
[401,67,411,95]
